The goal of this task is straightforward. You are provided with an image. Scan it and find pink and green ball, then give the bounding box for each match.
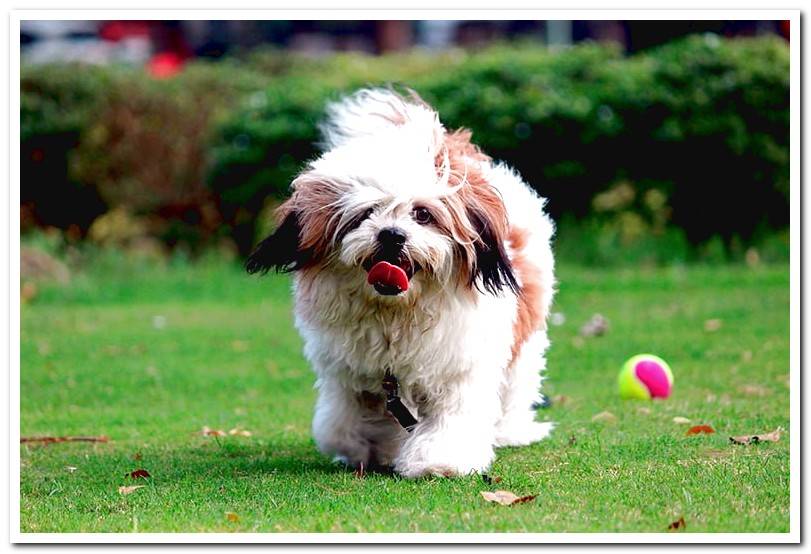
[618,354,674,400]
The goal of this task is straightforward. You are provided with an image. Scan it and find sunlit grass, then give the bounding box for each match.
[20,260,790,532]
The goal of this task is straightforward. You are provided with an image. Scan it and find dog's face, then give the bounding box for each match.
[246,89,519,302]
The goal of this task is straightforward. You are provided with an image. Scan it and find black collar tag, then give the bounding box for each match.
[382,371,418,432]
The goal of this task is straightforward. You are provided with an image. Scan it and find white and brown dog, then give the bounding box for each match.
[247,88,556,478]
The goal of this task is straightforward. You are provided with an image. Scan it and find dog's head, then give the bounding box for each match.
[246,88,518,301]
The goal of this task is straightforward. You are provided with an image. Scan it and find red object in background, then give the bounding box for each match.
[148,52,184,78]
[99,20,152,42]
[780,20,790,41]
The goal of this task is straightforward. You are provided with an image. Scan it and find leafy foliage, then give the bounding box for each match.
[211,36,789,253]
[20,36,789,258]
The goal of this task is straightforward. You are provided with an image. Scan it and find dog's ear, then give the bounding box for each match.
[245,210,312,274]
[467,207,520,296]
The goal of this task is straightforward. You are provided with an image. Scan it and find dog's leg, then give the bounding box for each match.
[392,375,500,478]
[311,376,373,468]
[494,331,554,447]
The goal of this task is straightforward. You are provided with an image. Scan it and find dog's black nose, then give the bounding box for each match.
[378,227,407,249]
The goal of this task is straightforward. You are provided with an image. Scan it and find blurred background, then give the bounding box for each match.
[20,19,790,289]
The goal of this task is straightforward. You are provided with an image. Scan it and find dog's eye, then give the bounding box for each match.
[412,207,434,225]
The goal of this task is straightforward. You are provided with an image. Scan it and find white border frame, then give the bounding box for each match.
[9,9,801,544]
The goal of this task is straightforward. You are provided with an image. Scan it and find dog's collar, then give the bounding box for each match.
[382,370,419,432]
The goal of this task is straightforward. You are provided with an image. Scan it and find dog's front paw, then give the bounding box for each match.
[393,436,495,479]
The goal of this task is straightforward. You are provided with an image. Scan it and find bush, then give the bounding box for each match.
[22,60,270,250]
[21,64,115,233]
[21,35,789,262]
[210,35,789,256]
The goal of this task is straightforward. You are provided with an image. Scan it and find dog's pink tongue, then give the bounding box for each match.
[367,261,409,292]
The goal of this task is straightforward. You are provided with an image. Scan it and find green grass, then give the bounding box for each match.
[20,257,790,533]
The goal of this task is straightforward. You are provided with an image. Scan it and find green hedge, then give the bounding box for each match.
[21,61,270,245]
[211,35,789,255]
[21,35,789,260]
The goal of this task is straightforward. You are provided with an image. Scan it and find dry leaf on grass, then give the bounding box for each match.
[118,485,144,495]
[672,416,691,425]
[551,394,570,406]
[65,466,77,473]
[637,406,652,415]
[127,469,151,479]
[704,319,722,332]
[228,428,252,437]
[668,516,686,531]
[686,425,715,436]
[729,427,783,445]
[132,452,143,461]
[225,512,240,522]
[580,314,609,337]
[21,435,109,445]
[480,490,537,506]
[592,411,617,424]
[738,384,771,397]
[481,474,502,485]
[201,426,226,437]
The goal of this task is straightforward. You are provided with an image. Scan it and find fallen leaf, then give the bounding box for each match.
[201,426,226,437]
[133,452,143,461]
[480,490,537,506]
[20,435,109,445]
[738,384,770,397]
[551,394,570,406]
[568,434,577,446]
[118,485,144,495]
[65,466,78,473]
[228,428,252,437]
[686,425,715,436]
[704,319,722,332]
[668,516,686,531]
[672,416,691,424]
[128,469,151,479]
[580,314,609,337]
[225,512,240,522]
[637,406,652,415]
[591,411,617,424]
[729,427,783,445]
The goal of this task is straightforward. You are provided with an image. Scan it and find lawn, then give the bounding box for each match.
[19,257,790,533]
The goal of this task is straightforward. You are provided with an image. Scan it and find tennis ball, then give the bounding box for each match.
[618,354,673,400]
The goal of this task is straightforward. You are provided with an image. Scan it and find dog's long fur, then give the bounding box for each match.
[248,88,556,478]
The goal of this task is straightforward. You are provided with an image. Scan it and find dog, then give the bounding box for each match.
[247,88,556,478]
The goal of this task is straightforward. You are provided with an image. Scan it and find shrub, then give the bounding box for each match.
[21,64,114,233]
[209,35,789,256]
[21,35,789,262]
[22,60,271,250]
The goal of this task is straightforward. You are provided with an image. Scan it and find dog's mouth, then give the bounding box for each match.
[362,254,419,296]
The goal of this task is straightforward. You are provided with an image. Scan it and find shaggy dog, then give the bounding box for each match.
[247,88,556,478]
